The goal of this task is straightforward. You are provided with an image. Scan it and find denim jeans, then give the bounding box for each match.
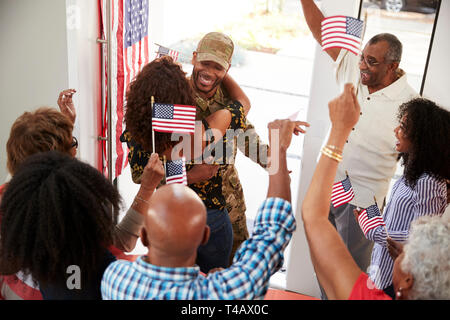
[196,208,233,274]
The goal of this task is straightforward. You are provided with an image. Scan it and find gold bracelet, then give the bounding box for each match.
[322,146,343,159]
[321,150,342,162]
[321,147,343,162]
[322,145,343,157]
[322,151,342,162]
[325,144,343,154]
[321,151,342,162]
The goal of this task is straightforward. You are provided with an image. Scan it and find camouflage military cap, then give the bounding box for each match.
[196,32,234,70]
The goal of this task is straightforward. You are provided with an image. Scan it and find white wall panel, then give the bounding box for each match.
[0,0,69,182]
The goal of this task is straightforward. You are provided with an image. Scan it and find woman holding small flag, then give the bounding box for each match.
[121,56,250,183]
[121,56,246,272]
[121,56,248,272]
[353,97,450,298]
[302,84,450,300]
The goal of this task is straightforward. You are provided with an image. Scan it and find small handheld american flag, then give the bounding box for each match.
[155,44,180,62]
[321,15,364,56]
[152,103,197,134]
[164,157,187,185]
[357,204,386,235]
[331,176,355,208]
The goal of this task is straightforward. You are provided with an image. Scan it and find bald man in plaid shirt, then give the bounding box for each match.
[101,119,304,300]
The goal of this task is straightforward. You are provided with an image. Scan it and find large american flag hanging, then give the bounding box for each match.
[331,176,355,208]
[152,103,197,134]
[101,0,150,179]
[165,157,188,185]
[357,204,385,235]
[321,16,364,56]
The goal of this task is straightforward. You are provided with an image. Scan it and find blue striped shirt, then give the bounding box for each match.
[367,173,447,289]
[101,198,295,300]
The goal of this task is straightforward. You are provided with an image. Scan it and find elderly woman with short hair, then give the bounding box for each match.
[392,215,450,300]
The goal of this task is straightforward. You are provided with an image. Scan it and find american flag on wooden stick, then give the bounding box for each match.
[152,103,196,134]
[165,157,188,185]
[321,16,364,56]
[155,44,180,62]
[331,175,355,208]
[357,204,385,235]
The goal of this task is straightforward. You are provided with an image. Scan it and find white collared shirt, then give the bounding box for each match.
[333,50,418,208]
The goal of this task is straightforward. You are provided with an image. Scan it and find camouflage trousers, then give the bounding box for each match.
[222,165,249,265]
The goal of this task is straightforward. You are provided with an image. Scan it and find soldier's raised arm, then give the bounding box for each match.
[300,0,340,61]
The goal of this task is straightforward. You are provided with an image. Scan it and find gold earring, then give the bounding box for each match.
[396,287,402,299]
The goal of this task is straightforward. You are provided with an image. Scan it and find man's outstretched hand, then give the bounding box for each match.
[268,119,310,152]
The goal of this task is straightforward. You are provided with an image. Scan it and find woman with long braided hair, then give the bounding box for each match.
[0,151,120,299]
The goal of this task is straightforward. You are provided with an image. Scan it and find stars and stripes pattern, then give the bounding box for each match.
[165,157,187,185]
[124,0,149,48]
[331,176,355,208]
[155,45,180,62]
[152,103,196,134]
[357,204,385,235]
[101,0,150,179]
[321,16,364,56]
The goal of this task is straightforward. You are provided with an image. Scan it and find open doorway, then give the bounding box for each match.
[116,0,316,265]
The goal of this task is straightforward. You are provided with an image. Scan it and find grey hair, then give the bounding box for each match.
[368,33,403,63]
[401,215,450,300]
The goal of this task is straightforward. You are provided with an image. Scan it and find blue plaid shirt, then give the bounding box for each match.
[101,197,295,300]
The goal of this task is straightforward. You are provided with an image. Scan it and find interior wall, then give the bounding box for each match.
[0,0,69,182]
[0,0,102,183]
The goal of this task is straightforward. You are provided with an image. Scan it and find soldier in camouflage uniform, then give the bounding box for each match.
[191,33,269,264]
[122,33,268,271]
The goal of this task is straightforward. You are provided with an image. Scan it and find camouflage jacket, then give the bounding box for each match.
[193,84,269,217]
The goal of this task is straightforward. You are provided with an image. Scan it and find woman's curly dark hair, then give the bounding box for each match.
[0,151,121,288]
[397,98,450,187]
[124,56,196,152]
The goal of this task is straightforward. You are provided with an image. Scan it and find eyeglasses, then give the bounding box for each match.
[359,54,381,67]
[71,136,78,149]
